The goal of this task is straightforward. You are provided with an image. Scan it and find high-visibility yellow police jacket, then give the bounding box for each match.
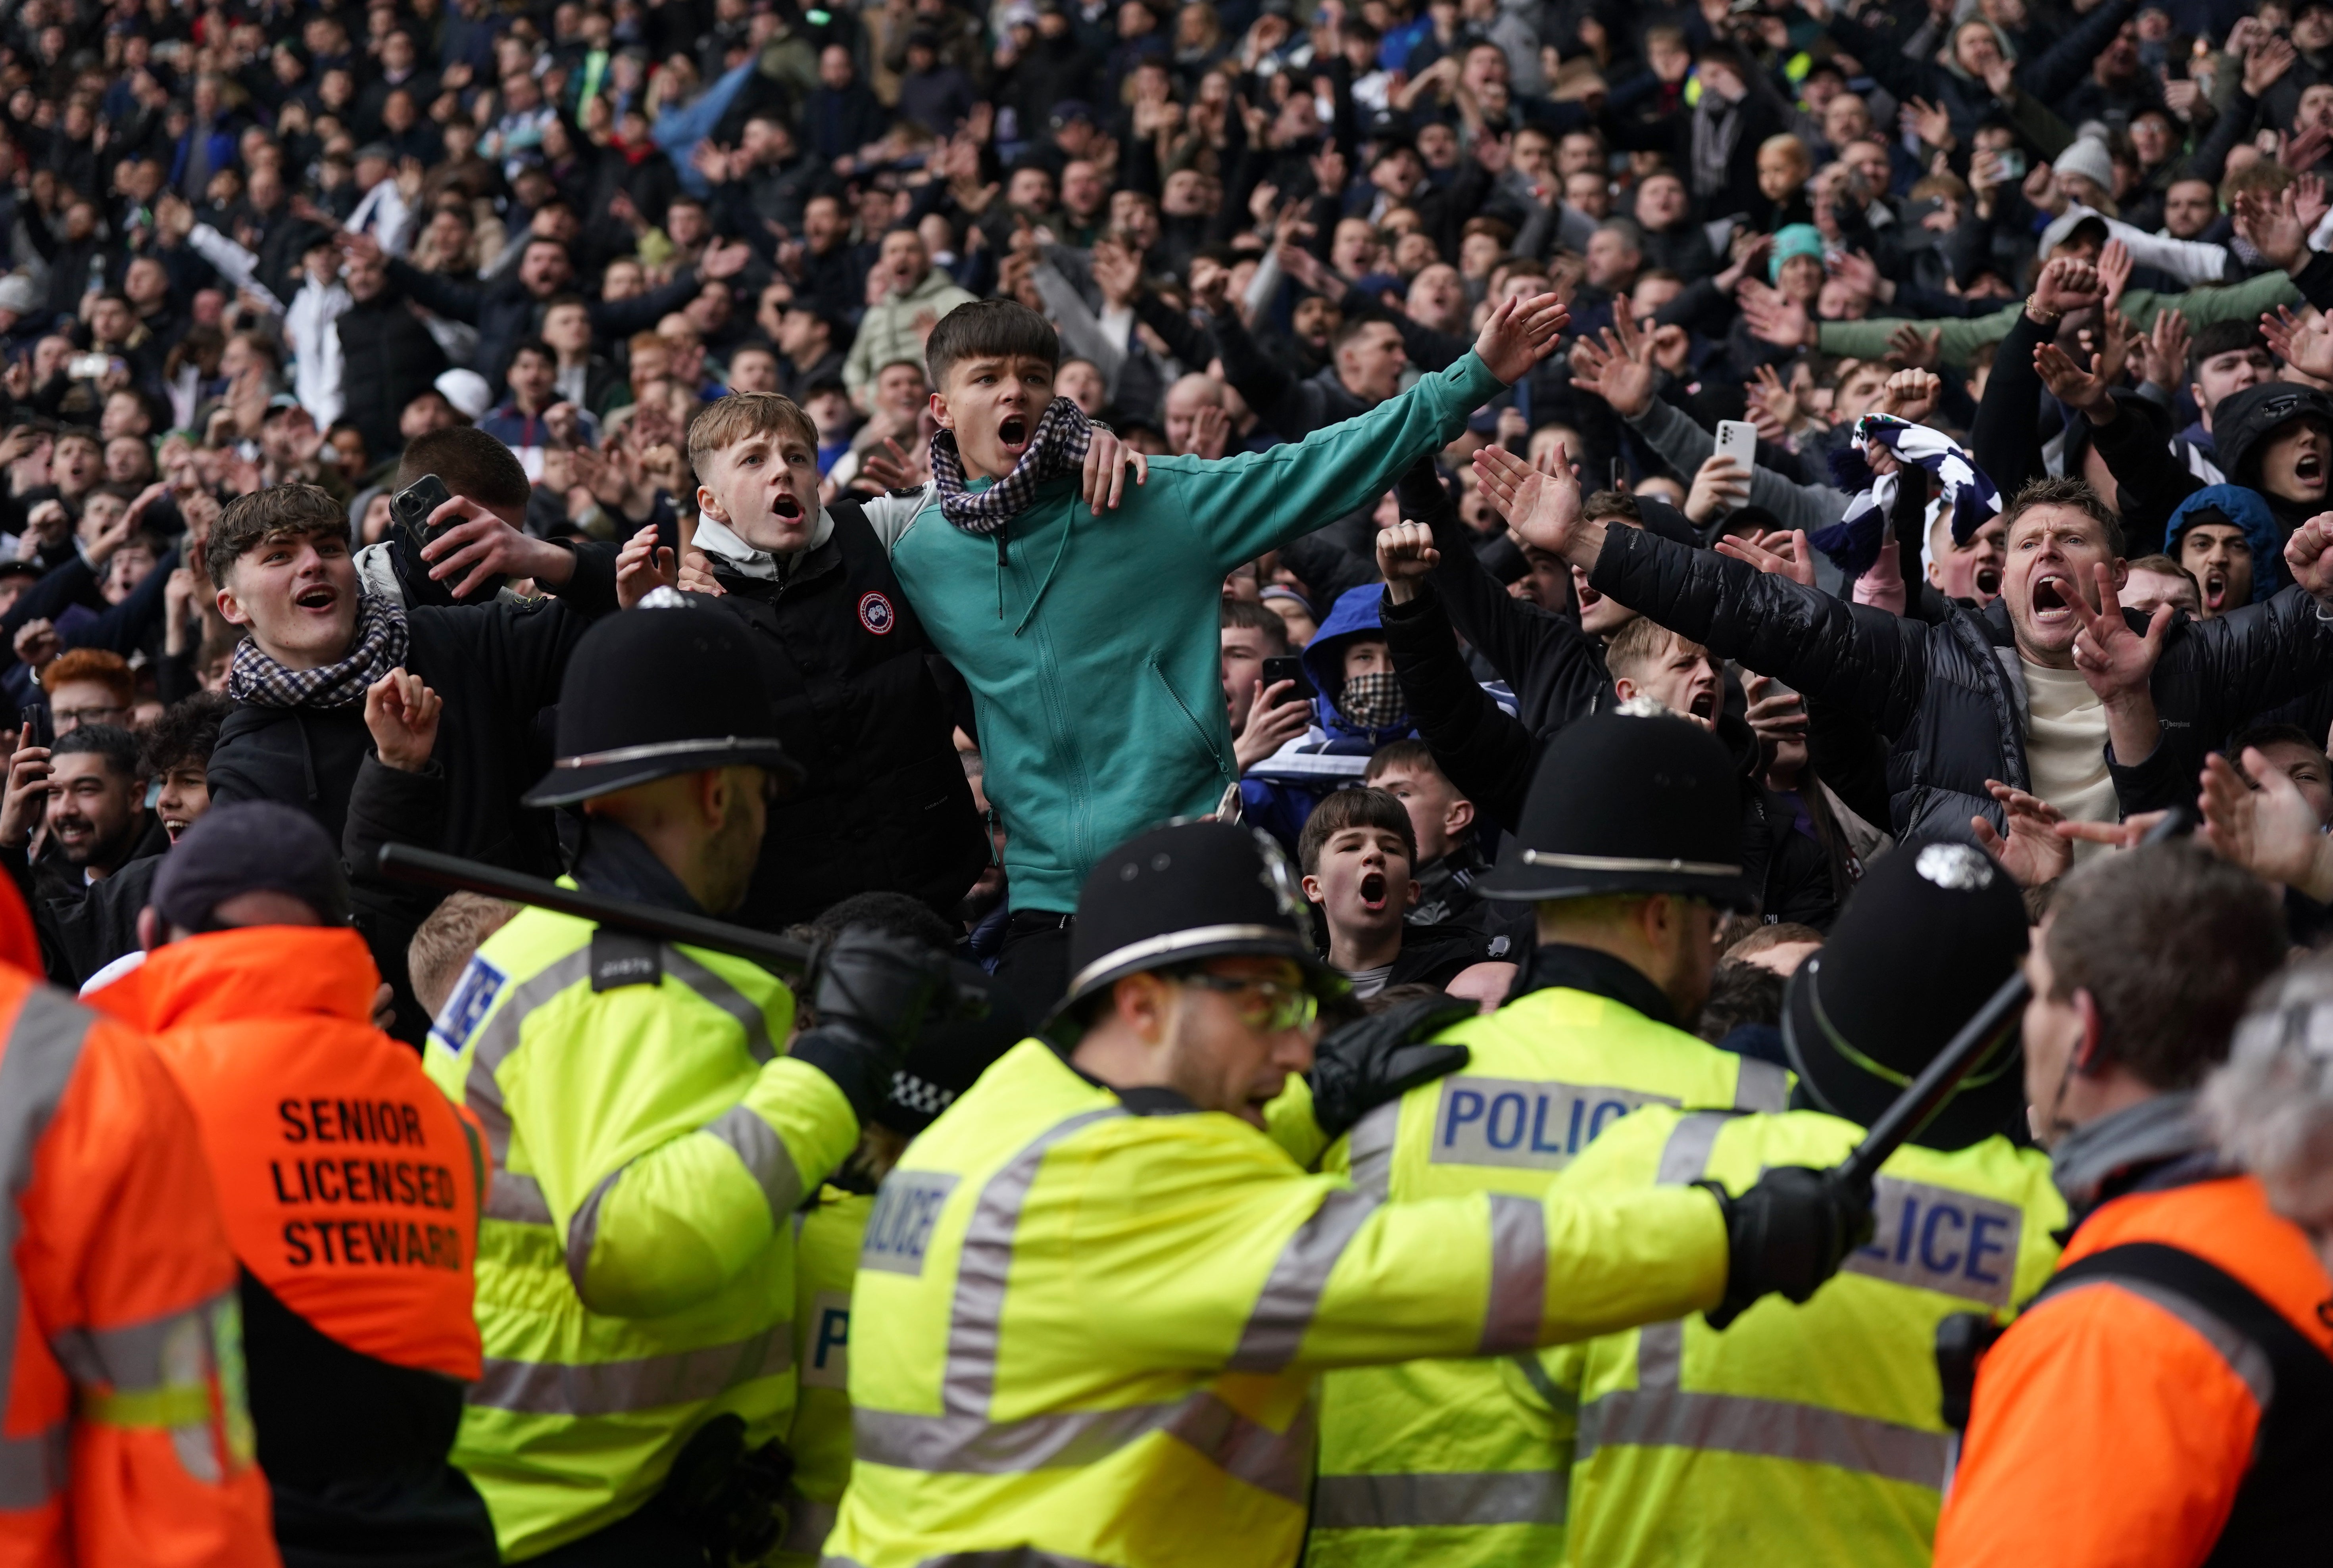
[1307,957,1791,1568]
[1544,1105,2065,1568]
[822,1036,1735,1568]
[778,1186,871,1566]
[422,905,862,1559]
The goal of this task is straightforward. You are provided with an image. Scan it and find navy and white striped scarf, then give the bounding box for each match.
[1810,415,2001,582]
[928,397,1095,534]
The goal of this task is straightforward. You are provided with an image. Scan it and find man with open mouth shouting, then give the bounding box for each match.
[1477,451,2333,868]
[200,436,619,1042]
[844,292,1573,1014]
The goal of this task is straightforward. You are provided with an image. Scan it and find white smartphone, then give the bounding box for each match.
[1714,420,1758,467]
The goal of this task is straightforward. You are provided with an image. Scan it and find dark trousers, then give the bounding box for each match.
[991,909,1074,1021]
[527,1499,705,1568]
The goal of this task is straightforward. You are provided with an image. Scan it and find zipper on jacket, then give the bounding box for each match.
[1147,655,1230,777]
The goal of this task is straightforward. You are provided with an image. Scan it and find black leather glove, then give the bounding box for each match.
[792,926,968,1123]
[661,1413,794,1566]
[1309,995,1476,1140]
[1701,1167,1874,1330]
[811,924,959,1066]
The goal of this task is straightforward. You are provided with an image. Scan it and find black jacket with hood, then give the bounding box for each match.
[1585,522,2333,842]
[2090,381,2333,558]
[207,574,613,1039]
[1378,462,1691,830]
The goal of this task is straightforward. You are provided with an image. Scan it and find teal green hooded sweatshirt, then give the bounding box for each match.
[884,351,1505,913]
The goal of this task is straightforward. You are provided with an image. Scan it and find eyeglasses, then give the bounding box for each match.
[1175,970,1318,1034]
[52,705,128,728]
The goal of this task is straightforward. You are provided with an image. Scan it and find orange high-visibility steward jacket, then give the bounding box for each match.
[0,876,279,1568]
[1935,1173,2333,1568]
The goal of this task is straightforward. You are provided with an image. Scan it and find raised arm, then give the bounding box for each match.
[1379,576,1547,828]
[2019,0,2138,104]
[1176,293,1572,569]
[1475,443,1932,738]
[1396,457,1593,694]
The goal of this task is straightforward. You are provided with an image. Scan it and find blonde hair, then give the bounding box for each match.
[1603,615,1707,682]
[1758,133,1812,174]
[686,391,822,471]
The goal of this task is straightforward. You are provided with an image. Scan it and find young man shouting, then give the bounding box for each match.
[850,292,1570,1007]
[201,481,609,1037]
[1297,785,1515,1006]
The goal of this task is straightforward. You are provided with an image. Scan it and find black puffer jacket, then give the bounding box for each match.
[1380,477,1834,925]
[696,500,988,930]
[1587,524,2333,844]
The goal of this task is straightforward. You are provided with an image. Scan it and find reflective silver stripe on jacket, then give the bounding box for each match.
[565,1103,806,1299]
[51,1289,241,1481]
[1582,1107,1947,1490]
[853,1105,1318,1501]
[2040,1278,2274,1407]
[1479,1194,1548,1353]
[1228,1188,1379,1371]
[853,1391,1313,1503]
[0,986,98,1510]
[1311,1467,1568,1530]
[466,941,786,1229]
[468,1319,794,1416]
[778,1488,838,1555]
[1634,1111,1736,1390]
[1345,1099,1401,1201]
[1731,1059,1790,1113]
[465,947,592,1224]
[1574,1387,1951,1489]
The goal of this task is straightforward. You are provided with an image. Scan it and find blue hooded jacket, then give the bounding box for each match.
[2163,485,2285,607]
[1239,585,1420,853]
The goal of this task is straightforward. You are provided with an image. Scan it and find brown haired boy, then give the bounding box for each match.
[1297,784,1517,1007]
[669,391,989,928]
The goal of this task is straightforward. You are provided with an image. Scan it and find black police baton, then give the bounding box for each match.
[1832,806,2196,1192]
[375,844,819,977]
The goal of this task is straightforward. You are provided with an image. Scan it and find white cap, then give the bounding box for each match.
[435,368,492,421]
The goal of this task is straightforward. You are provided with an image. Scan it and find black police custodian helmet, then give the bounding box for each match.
[1053,820,1348,1024]
[1478,707,1753,908]
[1783,840,2031,1149]
[523,602,805,807]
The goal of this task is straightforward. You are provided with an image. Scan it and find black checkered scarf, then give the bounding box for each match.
[229,591,410,709]
[928,396,1095,534]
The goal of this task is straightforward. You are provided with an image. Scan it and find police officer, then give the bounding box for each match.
[1548,840,2067,1568]
[771,895,1032,1566]
[825,815,1873,1568]
[1307,709,1797,1568]
[421,607,953,1565]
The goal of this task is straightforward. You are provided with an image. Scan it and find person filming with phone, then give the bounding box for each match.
[200,441,619,1040]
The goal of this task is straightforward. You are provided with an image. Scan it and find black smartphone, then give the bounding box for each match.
[391,472,454,553]
[1261,655,1314,704]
